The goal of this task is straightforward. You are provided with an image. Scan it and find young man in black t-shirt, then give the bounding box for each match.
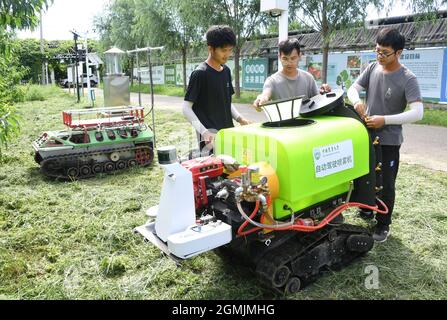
[183,25,250,154]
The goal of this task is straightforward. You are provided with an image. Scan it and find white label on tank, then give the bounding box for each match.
[313,139,354,178]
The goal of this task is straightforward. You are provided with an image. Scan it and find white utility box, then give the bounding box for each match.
[260,0,288,14]
[167,221,232,259]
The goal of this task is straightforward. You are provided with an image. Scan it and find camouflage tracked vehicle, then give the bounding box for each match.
[33,106,154,179]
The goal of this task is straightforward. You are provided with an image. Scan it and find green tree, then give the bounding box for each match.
[133,0,212,91]
[289,0,446,83]
[0,0,51,30]
[210,0,269,98]
[0,0,52,157]
[289,0,380,83]
[95,0,158,86]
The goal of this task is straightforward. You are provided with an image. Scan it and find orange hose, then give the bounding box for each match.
[237,201,261,236]
[236,200,389,236]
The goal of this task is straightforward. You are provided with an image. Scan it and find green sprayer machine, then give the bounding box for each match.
[135,90,387,293]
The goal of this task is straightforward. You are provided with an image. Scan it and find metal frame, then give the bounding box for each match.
[127,46,164,148]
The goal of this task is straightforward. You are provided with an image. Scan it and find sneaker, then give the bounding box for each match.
[373,224,391,243]
[358,209,374,221]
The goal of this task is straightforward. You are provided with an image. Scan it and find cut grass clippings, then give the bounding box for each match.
[0,87,447,299]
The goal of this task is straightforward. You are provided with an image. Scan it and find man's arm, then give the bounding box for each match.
[231,104,251,125]
[253,87,272,109]
[347,83,367,118]
[364,101,423,129]
[182,100,215,143]
[365,74,423,129]
[384,101,424,125]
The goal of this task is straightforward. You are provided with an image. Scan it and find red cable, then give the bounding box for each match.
[236,200,389,236]
[237,201,261,236]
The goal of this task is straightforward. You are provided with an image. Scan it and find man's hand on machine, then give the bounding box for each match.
[365,115,385,129]
[253,94,269,111]
[237,117,251,125]
[202,130,216,144]
[319,83,331,93]
[354,101,367,119]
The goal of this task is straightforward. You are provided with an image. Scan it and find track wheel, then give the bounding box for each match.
[135,147,154,166]
[67,167,79,179]
[273,265,291,288]
[109,152,120,162]
[80,165,91,176]
[92,163,103,174]
[127,159,137,167]
[116,160,126,170]
[285,277,302,294]
[104,162,115,173]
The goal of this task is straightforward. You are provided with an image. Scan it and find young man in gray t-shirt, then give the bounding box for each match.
[348,28,423,242]
[253,39,330,108]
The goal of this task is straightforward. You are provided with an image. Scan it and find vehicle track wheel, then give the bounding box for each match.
[135,148,154,166]
[34,153,43,164]
[273,265,291,288]
[116,160,126,170]
[285,277,302,294]
[110,152,120,162]
[92,163,103,174]
[80,165,91,176]
[67,167,78,179]
[127,159,137,167]
[104,162,115,173]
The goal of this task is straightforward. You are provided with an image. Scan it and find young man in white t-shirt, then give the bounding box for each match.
[253,38,330,108]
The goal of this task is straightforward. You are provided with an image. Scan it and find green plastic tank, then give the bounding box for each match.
[215,116,370,219]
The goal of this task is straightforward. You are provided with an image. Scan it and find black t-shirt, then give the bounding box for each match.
[184,62,235,131]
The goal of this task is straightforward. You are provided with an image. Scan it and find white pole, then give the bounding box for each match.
[45,61,49,85]
[85,35,92,102]
[278,0,289,72]
[39,10,46,85]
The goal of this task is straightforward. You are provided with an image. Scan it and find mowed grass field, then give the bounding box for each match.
[1,87,447,299]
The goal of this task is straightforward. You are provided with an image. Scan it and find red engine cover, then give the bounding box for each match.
[181,157,224,209]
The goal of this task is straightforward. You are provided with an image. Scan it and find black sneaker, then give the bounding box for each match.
[373,224,391,243]
[358,209,374,221]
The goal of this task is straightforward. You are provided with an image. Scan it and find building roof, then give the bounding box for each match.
[241,15,447,56]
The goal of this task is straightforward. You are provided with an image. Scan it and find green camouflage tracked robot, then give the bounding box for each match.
[33,106,154,179]
[136,90,387,294]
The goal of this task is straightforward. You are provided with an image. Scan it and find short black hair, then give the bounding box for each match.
[206,25,236,48]
[278,38,301,56]
[376,28,405,52]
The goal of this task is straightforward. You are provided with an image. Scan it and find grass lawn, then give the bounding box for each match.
[1,87,447,299]
[416,108,447,127]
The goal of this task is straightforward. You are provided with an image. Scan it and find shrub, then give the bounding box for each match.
[0,104,21,157]
[24,85,46,101]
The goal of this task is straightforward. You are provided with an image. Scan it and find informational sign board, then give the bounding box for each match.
[438,48,447,103]
[164,64,176,85]
[133,66,165,85]
[300,48,446,101]
[242,58,268,90]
